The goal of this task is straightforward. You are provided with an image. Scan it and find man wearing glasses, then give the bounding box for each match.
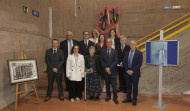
[60,31,78,91]
[79,31,95,57]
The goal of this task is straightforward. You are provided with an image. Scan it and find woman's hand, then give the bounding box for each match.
[84,72,87,76]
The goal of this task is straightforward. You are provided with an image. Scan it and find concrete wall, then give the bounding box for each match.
[0,0,50,109]
[51,0,190,41]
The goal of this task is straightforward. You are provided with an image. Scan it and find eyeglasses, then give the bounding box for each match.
[74,48,79,49]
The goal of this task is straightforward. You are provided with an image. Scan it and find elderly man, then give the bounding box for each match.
[101,38,119,104]
[122,40,143,106]
[60,31,78,91]
[117,35,130,92]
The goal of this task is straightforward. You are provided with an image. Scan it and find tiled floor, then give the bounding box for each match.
[1,94,190,111]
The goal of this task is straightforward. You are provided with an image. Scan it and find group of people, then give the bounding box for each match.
[44,29,143,106]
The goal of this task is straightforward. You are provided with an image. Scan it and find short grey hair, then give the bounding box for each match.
[89,46,95,51]
[120,35,127,40]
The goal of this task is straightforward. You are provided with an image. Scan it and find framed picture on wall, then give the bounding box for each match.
[7,59,39,84]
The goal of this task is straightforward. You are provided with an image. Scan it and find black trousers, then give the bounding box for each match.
[117,67,126,91]
[69,81,82,99]
[47,72,63,97]
[104,72,118,100]
[63,64,70,90]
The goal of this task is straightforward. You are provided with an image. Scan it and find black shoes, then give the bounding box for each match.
[122,99,137,105]
[117,89,123,92]
[44,96,51,102]
[122,99,132,103]
[105,96,111,101]
[132,101,137,106]
[113,99,119,104]
[59,96,64,101]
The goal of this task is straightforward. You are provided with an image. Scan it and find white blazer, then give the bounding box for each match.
[66,54,85,81]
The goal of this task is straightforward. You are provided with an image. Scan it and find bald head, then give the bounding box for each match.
[66,31,73,40]
[106,38,112,48]
[129,40,137,50]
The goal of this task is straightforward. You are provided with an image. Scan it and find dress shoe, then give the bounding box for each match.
[94,96,100,101]
[132,101,137,106]
[59,96,64,101]
[44,96,51,102]
[117,89,123,92]
[122,99,132,103]
[105,96,111,101]
[113,99,119,104]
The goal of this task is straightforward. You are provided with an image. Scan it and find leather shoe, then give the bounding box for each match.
[44,96,51,102]
[117,89,123,92]
[132,101,137,106]
[59,96,64,101]
[113,99,119,104]
[122,99,132,103]
[105,96,111,101]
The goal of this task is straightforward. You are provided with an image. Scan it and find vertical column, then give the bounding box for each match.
[158,30,163,106]
[49,7,52,38]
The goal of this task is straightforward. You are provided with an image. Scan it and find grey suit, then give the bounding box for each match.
[101,48,118,99]
[45,48,64,97]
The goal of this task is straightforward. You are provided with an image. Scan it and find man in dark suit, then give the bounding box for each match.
[44,39,64,102]
[101,38,119,104]
[79,31,95,56]
[122,40,143,106]
[60,31,78,91]
[117,35,130,92]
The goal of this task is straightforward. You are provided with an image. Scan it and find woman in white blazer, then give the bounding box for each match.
[66,44,85,103]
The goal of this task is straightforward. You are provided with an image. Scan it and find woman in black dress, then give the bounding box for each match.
[95,34,107,92]
[85,46,101,100]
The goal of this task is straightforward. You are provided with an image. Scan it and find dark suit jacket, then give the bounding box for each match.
[123,50,143,77]
[101,48,118,74]
[85,55,101,75]
[79,40,95,56]
[60,39,78,65]
[117,44,130,64]
[45,48,64,73]
[109,37,121,50]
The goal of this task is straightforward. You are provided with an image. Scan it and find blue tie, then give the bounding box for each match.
[128,51,134,68]
[69,40,72,54]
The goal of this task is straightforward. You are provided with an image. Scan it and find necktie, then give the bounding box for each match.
[69,40,72,54]
[85,40,88,49]
[121,45,124,52]
[107,49,110,56]
[128,51,133,68]
[53,50,57,54]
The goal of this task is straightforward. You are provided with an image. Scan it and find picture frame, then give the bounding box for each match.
[7,59,39,84]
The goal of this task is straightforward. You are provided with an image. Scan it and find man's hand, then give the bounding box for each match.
[120,62,123,67]
[107,71,111,75]
[53,68,58,73]
[127,70,133,75]
[105,68,110,73]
